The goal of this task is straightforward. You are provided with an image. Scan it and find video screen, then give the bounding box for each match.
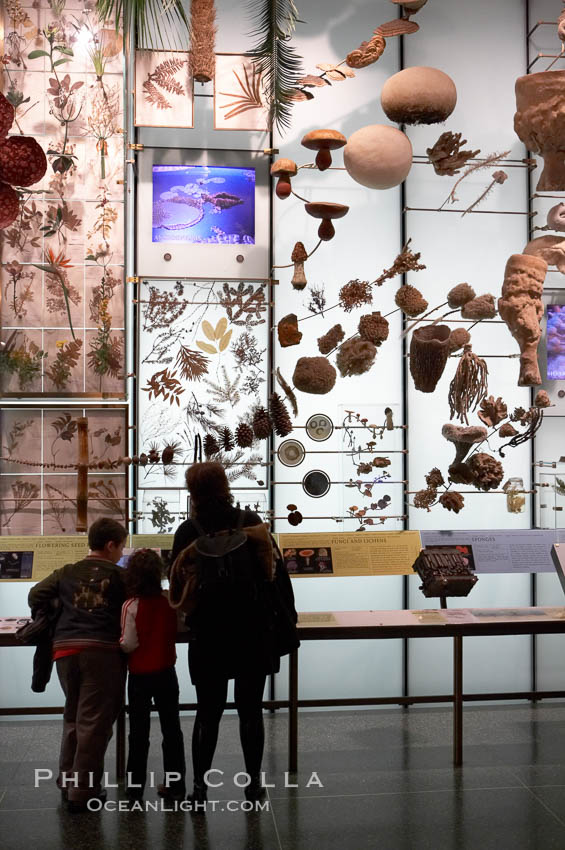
[152,165,255,245]
[547,305,565,380]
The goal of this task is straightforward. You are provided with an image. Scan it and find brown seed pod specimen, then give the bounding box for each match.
[336,337,377,377]
[346,34,386,69]
[318,323,345,354]
[287,509,303,526]
[395,284,428,317]
[293,356,337,394]
[148,447,161,464]
[235,422,254,448]
[460,294,497,320]
[253,407,273,440]
[468,452,504,491]
[478,395,507,427]
[498,254,547,386]
[291,242,308,289]
[270,393,293,437]
[190,0,217,83]
[448,345,489,425]
[204,434,220,457]
[427,131,480,176]
[161,443,178,465]
[409,325,451,392]
[338,279,373,311]
[439,491,464,513]
[220,426,235,452]
[373,457,391,468]
[448,328,471,353]
[278,313,303,347]
[447,282,476,309]
[358,312,389,346]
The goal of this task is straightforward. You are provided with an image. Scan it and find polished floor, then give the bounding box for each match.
[2,703,565,849]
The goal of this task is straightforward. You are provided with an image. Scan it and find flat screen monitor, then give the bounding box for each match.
[547,305,565,381]
[137,147,270,279]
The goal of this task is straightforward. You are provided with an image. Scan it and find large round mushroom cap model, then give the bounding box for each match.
[304,201,349,241]
[343,124,413,189]
[301,129,347,171]
[271,158,298,199]
[381,67,457,125]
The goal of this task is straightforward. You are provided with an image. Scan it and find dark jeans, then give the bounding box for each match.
[56,650,126,804]
[192,670,267,788]
[126,666,185,795]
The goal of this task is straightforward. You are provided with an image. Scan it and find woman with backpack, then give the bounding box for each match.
[169,461,297,807]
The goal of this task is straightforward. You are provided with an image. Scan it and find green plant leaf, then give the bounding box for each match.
[28,49,49,59]
[95,0,189,50]
[53,58,71,67]
[54,46,74,55]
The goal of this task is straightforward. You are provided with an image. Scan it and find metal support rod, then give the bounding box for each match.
[453,636,463,767]
[288,649,298,773]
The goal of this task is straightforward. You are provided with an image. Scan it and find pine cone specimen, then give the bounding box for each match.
[448,327,471,352]
[0,136,47,186]
[439,491,464,513]
[448,462,474,484]
[161,444,177,465]
[0,92,15,138]
[204,434,220,457]
[148,447,161,464]
[395,285,428,317]
[270,393,293,437]
[253,407,272,440]
[220,426,234,451]
[236,422,254,448]
[447,283,476,309]
[478,395,507,427]
[358,312,389,346]
[318,324,345,355]
[336,337,377,377]
[0,181,20,229]
[468,452,504,491]
[426,467,445,489]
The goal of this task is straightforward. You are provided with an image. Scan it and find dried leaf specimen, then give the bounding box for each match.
[219,282,267,326]
[143,56,188,108]
[175,345,210,381]
[135,50,193,128]
[217,59,266,123]
[143,369,185,406]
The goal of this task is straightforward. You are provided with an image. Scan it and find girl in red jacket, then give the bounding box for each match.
[120,549,185,801]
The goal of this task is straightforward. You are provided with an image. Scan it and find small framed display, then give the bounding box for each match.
[136,146,270,279]
[214,54,269,132]
[134,49,193,129]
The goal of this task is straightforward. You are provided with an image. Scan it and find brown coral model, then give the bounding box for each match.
[468,452,504,492]
[270,393,293,437]
[301,129,347,171]
[318,324,345,354]
[293,356,337,394]
[449,328,471,353]
[442,423,487,466]
[395,284,428,316]
[358,312,389,346]
[498,253,548,386]
[460,294,497,320]
[0,182,20,229]
[278,314,303,348]
[339,279,373,311]
[346,34,386,69]
[0,92,15,138]
[426,132,480,176]
[336,337,377,377]
[439,491,464,513]
[409,325,451,392]
[253,406,272,440]
[235,422,254,448]
[373,457,391,468]
[0,136,47,186]
[478,396,507,428]
[381,67,457,125]
[447,283,476,309]
[190,0,217,83]
[514,71,565,191]
[291,242,308,289]
[448,345,488,425]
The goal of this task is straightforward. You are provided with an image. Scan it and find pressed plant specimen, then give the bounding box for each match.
[219,60,264,121]
[150,496,175,532]
[87,190,118,243]
[88,478,124,517]
[1,197,42,255]
[218,282,267,326]
[46,481,75,533]
[33,248,77,339]
[143,369,185,406]
[45,338,83,390]
[0,331,45,390]
[87,296,123,391]
[2,479,39,527]
[142,54,189,109]
[50,412,77,463]
[3,260,35,320]
[1,417,34,459]
[175,345,209,381]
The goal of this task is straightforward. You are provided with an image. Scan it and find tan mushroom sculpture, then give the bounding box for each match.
[301,129,347,171]
[305,201,349,241]
[442,423,487,467]
[271,158,298,199]
[291,241,308,290]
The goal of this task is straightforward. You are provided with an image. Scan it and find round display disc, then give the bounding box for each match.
[277,439,306,467]
[305,413,334,442]
[302,469,331,498]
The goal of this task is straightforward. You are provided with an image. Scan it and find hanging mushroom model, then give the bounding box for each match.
[271,158,298,199]
[291,241,308,289]
[381,66,457,125]
[305,201,349,241]
[301,129,347,171]
[343,124,413,189]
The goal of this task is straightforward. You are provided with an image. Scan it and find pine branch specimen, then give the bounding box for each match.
[247,0,304,132]
[190,0,217,82]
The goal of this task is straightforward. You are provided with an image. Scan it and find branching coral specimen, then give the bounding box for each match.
[426,131,480,176]
[440,151,510,209]
[448,345,489,425]
[338,279,373,312]
[439,491,464,513]
[463,170,508,217]
[373,240,426,286]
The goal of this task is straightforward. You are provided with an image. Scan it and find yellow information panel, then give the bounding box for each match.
[0,536,89,582]
[278,531,421,577]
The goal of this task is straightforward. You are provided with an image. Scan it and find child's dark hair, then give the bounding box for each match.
[88,517,127,551]
[125,549,164,598]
